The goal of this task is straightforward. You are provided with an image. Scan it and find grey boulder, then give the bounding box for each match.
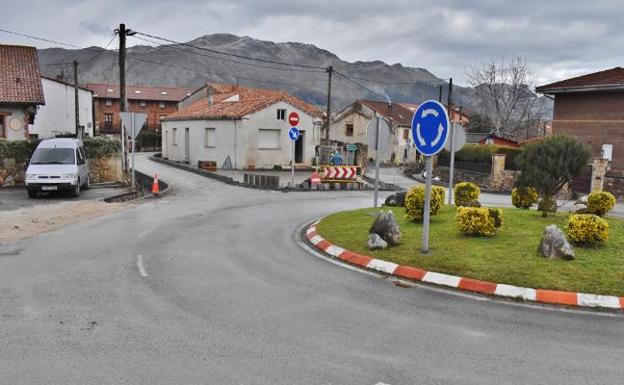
[384,191,407,207]
[367,233,388,250]
[538,224,575,260]
[369,210,401,246]
[570,203,589,214]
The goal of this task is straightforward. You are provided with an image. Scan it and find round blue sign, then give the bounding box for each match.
[288,127,300,141]
[411,100,449,156]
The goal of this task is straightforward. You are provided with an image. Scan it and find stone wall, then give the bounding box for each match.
[434,153,519,192]
[435,166,491,188]
[604,174,624,202]
[0,158,26,187]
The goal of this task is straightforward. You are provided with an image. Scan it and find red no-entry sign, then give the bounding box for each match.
[288,112,300,126]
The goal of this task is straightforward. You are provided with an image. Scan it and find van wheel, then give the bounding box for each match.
[83,175,90,190]
[27,189,37,199]
[71,181,81,198]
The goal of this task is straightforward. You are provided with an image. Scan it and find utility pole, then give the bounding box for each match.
[446,78,455,205]
[438,84,443,102]
[73,60,80,139]
[115,23,134,172]
[325,65,333,145]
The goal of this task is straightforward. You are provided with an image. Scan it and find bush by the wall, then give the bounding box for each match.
[454,182,480,206]
[511,186,539,209]
[455,207,503,236]
[566,214,609,245]
[405,185,445,222]
[83,137,121,158]
[0,139,41,163]
[587,191,616,216]
[0,137,120,162]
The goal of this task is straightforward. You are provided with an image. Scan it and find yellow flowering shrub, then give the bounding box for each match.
[454,182,480,207]
[587,191,616,216]
[511,186,539,209]
[455,207,503,236]
[566,214,609,245]
[405,185,445,222]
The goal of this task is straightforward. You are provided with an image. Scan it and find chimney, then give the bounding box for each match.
[208,86,213,106]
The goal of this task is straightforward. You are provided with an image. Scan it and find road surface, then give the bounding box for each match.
[0,153,622,384]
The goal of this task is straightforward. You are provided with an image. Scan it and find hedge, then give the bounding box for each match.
[438,144,522,171]
[0,137,121,161]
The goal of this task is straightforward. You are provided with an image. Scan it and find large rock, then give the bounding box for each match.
[576,195,589,204]
[367,233,388,250]
[384,191,407,207]
[538,225,575,260]
[369,210,401,246]
[569,203,589,214]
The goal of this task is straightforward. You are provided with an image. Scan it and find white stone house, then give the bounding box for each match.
[28,77,94,139]
[162,84,324,169]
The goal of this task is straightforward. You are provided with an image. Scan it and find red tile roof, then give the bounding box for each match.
[164,83,324,121]
[536,67,624,93]
[0,44,45,105]
[85,83,198,102]
[360,100,414,126]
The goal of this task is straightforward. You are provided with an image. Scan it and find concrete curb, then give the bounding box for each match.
[305,221,624,311]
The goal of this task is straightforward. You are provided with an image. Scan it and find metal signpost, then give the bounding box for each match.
[411,100,449,253]
[444,122,467,204]
[367,117,390,207]
[120,112,147,189]
[288,126,300,188]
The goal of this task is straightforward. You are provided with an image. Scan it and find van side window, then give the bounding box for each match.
[79,147,87,161]
[75,149,84,165]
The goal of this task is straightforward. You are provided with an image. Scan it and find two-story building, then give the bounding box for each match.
[0,44,45,140]
[162,83,324,169]
[86,83,197,135]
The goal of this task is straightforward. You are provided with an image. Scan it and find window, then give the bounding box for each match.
[172,128,177,145]
[205,127,216,148]
[258,129,281,149]
[159,102,165,109]
[139,100,147,107]
[30,148,75,165]
[104,113,113,127]
[0,114,5,138]
[345,124,354,137]
[602,144,614,161]
[277,109,286,120]
[105,99,112,106]
[403,129,409,140]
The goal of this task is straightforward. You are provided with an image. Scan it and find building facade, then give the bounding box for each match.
[0,44,45,140]
[85,83,197,135]
[28,77,94,139]
[162,84,324,169]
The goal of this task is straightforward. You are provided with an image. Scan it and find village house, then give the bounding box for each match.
[28,76,94,139]
[162,83,324,169]
[0,44,45,140]
[85,83,197,136]
[329,100,469,165]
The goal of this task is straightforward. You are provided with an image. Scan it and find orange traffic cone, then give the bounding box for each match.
[151,174,160,195]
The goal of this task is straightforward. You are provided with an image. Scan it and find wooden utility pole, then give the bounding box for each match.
[325,65,333,145]
[73,60,80,138]
[438,84,443,102]
[118,23,128,113]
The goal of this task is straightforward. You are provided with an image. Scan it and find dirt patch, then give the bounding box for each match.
[0,200,127,244]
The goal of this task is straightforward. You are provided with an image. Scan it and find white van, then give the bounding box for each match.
[25,138,90,198]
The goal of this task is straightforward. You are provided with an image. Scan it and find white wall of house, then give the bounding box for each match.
[0,107,28,140]
[162,101,321,169]
[29,78,94,139]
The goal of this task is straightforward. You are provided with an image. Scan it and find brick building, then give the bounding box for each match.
[85,83,197,135]
[536,67,624,169]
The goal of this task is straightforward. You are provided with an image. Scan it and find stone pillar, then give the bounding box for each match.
[591,158,609,192]
[491,154,507,190]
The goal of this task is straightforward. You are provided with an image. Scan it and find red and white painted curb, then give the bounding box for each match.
[306,222,624,310]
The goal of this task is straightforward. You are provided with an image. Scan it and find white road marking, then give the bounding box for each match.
[136,254,148,277]
[366,259,399,275]
[422,271,461,287]
[577,293,621,309]
[495,284,536,301]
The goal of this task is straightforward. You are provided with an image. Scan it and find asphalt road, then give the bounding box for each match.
[0,152,622,385]
[0,185,130,211]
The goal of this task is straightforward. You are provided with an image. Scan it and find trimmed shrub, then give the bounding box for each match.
[587,191,616,216]
[454,182,480,207]
[83,137,121,158]
[511,186,539,209]
[455,207,503,236]
[405,185,445,222]
[566,214,609,245]
[0,139,41,162]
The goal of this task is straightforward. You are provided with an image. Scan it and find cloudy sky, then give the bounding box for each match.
[1,0,623,85]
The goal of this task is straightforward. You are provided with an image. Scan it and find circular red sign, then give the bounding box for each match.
[288,112,300,126]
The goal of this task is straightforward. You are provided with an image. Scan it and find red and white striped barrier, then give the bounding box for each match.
[322,166,358,180]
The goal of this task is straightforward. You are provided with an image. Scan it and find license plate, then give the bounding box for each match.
[41,186,58,191]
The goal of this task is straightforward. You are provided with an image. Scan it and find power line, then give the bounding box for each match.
[334,71,389,100]
[133,30,327,70]
[335,70,447,86]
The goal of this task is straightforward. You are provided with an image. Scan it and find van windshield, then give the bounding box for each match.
[30,148,75,165]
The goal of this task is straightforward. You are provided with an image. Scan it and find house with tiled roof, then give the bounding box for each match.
[161,83,324,169]
[85,83,197,136]
[0,44,45,140]
[536,67,624,195]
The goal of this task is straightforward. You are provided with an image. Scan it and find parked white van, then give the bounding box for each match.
[25,138,90,198]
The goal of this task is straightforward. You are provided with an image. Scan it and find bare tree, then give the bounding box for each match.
[468,56,542,138]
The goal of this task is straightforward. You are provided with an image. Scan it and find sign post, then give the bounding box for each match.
[411,100,449,253]
[288,126,300,188]
[367,117,390,208]
[120,112,147,189]
[444,122,467,204]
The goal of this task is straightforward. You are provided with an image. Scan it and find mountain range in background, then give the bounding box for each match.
[36,33,551,119]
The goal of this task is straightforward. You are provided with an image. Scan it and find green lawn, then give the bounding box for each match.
[316,206,624,296]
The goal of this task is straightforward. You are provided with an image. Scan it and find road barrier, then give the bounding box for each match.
[244,173,280,189]
[321,166,360,182]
